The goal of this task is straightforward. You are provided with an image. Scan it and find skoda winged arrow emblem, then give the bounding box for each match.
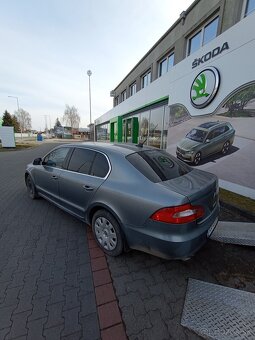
[192,73,210,100]
[190,67,220,109]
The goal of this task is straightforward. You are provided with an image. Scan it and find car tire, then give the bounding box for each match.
[26,174,39,199]
[193,152,201,165]
[222,141,230,155]
[92,210,124,256]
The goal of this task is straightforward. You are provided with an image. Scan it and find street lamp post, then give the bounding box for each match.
[8,95,22,139]
[87,70,92,131]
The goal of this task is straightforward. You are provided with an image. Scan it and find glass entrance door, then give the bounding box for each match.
[122,117,138,143]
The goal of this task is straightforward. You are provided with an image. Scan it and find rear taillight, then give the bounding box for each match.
[150,204,204,224]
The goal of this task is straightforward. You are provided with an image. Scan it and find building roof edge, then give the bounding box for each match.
[112,0,200,92]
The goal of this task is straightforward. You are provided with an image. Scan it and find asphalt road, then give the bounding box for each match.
[0,142,254,340]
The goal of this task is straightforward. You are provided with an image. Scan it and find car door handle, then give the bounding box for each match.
[51,175,58,180]
[83,185,94,191]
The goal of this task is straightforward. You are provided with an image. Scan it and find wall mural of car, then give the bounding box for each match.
[176,121,235,165]
[25,143,219,260]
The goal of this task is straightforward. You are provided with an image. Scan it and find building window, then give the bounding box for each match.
[129,82,136,96]
[245,0,255,16]
[114,96,119,106]
[139,110,150,142]
[141,70,151,88]
[187,16,219,55]
[148,107,164,148]
[96,123,110,141]
[158,53,174,77]
[121,90,127,102]
[203,17,219,45]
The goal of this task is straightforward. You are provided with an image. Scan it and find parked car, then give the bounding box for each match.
[25,143,219,260]
[176,121,235,165]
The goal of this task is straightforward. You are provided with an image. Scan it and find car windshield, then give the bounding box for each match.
[126,149,191,183]
[186,128,207,142]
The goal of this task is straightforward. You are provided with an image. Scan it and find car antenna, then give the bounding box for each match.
[136,138,147,147]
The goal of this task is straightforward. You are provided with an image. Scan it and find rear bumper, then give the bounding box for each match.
[124,204,219,260]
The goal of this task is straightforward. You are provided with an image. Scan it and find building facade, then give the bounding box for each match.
[95,0,255,150]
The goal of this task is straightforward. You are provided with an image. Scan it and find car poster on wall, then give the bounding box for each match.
[166,83,255,195]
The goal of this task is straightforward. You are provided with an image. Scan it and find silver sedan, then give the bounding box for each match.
[25,142,219,260]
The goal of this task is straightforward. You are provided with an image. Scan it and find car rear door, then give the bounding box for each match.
[209,126,226,154]
[58,148,110,218]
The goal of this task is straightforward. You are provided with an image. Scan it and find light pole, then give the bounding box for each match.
[8,95,22,139]
[87,70,92,128]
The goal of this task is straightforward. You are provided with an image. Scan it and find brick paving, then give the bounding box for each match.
[107,212,255,339]
[0,144,101,340]
[87,229,127,340]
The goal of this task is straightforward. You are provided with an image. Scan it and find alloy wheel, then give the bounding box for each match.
[94,216,117,251]
[194,152,201,165]
[222,141,230,154]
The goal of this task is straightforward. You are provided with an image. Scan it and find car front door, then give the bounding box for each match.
[203,130,216,157]
[33,147,71,203]
[58,148,110,218]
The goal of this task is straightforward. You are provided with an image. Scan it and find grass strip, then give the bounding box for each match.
[219,188,255,214]
[0,143,37,152]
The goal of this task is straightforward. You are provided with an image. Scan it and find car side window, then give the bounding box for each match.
[68,148,96,175]
[90,152,109,178]
[207,131,214,140]
[43,148,70,168]
[208,126,226,140]
[214,126,225,137]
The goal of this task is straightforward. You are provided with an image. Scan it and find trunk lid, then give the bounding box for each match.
[159,169,218,219]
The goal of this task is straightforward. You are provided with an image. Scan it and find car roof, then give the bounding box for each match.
[197,121,228,131]
[57,142,157,157]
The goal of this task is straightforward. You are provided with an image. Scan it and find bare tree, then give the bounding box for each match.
[63,105,80,132]
[15,109,32,134]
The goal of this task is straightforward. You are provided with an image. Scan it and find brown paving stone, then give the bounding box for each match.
[91,257,108,272]
[86,230,94,240]
[95,283,116,306]
[89,247,105,259]
[101,323,127,340]
[98,301,122,329]
[93,269,112,287]
[88,239,98,249]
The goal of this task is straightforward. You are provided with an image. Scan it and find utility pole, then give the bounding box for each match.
[48,115,52,132]
[43,115,48,135]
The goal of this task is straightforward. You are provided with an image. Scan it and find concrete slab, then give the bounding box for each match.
[210,221,255,246]
[181,279,255,339]
[219,179,255,200]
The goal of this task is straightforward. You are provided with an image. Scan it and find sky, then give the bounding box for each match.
[0,0,194,131]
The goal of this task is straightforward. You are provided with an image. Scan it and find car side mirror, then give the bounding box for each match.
[33,157,42,165]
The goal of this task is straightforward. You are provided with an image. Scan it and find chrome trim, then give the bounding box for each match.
[42,145,112,180]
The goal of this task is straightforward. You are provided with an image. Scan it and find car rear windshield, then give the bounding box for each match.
[126,150,191,183]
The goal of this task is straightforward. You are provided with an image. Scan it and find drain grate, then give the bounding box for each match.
[210,221,255,246]
[181,279,255,339]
